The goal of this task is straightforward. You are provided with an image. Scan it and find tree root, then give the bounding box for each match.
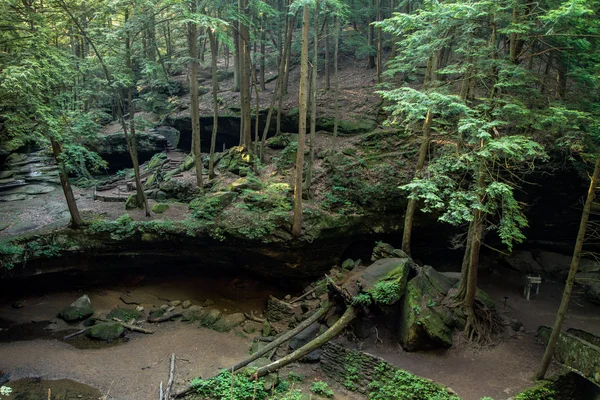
[461,299,504,344]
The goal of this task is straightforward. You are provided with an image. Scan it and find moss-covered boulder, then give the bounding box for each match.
[398,267,455,351]
[58,295,94,322]
[371,242,410,262]
[218,146,255,176]
[107,307,142,321]
[125,194,142,210]
[316,116,378,135]
[266,133,291,149]
[152,203,169,214]
[359,258,413,307]
[147,152,167,170]
[213,313,246,332]
[198,308,222,328]
[86,322,124,341]
[228,177,263,192]
[159,178,200,201]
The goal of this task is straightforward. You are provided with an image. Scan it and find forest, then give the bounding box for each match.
[0,0,599,399]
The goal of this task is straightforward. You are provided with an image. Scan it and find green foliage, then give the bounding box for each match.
[190,196,224,220]
[369,366,460,400]
[191,371,268,400]
[310,381,334,398]
[514,383,556,400]
[286,372,305,383]
[61,144,107,178]
[89,215,137,241]
[352,293,373,307]
[344,352,363,390]
[370,281,402,305]
[0,241,24,270]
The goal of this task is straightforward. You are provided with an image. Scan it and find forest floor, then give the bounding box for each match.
[0,267,598,400]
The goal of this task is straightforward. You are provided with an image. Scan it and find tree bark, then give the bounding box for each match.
[332,15,340,146]
[187,1,203,189]
[292,5,310,238]
[126,86,150,215]
[277,8,297,134]
[50,138,83,228]
[534,152,600,380]
[368,0,376,69]
[208,30,219,179]
[260,16,266,91]
[239,0,252,151]
[401,109,432,256]
[324,15,331,90]
[304,0,319,199]
[376,0,382,83]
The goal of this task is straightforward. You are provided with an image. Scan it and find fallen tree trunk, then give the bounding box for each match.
[111,318,154,334]
[253,306,357,377]
[173,302,334,398]
[165,353,175,400]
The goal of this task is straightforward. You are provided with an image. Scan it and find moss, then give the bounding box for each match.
[107,307,142,321]
[152,203,169,214]
[125,194,141,210]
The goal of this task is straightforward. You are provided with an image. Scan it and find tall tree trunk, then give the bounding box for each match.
[376,0,382,83]
[324,15,331,90]
[509,5,518,64]
[556,61,567,100]
[277,10,297,134]
[250,52,260,154]
[281,0,294,95]
[187,1,203,189]
[208,30,219,179]
[368,0,375,69]
[292,5,310,238]
[534,153,600,380]
[304,0,318,199]
[332,15,340,146]
[127,87,150,215]
[401,109,432,256]
[233,29,241,92]
[50,138,83,228]
[239,0,252,151]
[260,16,266,91]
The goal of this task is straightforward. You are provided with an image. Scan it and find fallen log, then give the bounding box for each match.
[111,318,154,334]
[244,311,265,323]
[165,353,175,400]
[173,302,334,398]
[253,336,275,342]
[253,306,357,377]
[148,312,182,323]
[63,328,88,340]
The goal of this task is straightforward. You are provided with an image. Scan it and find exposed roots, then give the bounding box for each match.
[460,299,504,344]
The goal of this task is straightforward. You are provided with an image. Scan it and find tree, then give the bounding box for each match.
[187,0,204,189]
[292,2,310,238]
[535,151,600,380]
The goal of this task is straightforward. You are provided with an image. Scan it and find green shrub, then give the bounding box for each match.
[310,381,334,398]
[369,365,459,400]
[514,383,556,400]
[191,370,268,400]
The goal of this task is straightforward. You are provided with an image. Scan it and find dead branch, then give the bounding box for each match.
[244,311,265,323]
[148,312,183,323]
[63,328,88,340]
[165,353,175,400]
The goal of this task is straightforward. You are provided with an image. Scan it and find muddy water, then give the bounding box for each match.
[5,378,102,400]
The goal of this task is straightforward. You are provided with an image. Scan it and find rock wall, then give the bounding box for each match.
[537,326,600,385]
[320,342,456,396]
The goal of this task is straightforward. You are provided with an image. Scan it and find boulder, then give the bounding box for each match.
[357,258,414,307]
[289,322,321,351]
[199,308,222,327]
[96,131,167,171]
[0,170,14,179]
[86,322,124,341]
[535,251,572,276]
[218,146,255,176]
[159,179,200,201]
[397,267,455,351]
[265,296,295,322]
[182,300,192,309]
[266,134,291,149]
[213,313,246,332]
[125,194,141,210]
[107,307,142,322]
[182,305,203,321]
[228,177,263,192]
[58,295,94,322]
[152,203,169,214]
[503,251,543,273]
[585,282,600,305]
[371,242,410,262]
[341,259,355,271]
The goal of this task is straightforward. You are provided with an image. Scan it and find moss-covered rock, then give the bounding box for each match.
[86,322,124,341]
[266,133,291,149]
[147,152,167,170]
[152,203,169,214]
[212,312,246,332]
[198,308,222,328]
[218,146,255,176]
[359,258,413,306]
[228,177,263,192]
[58,295,94,322]
[397,267,455,351]
[107,307,142,321]
[159,179,200,201]
[125,194,142,210]
[316,116,378,135]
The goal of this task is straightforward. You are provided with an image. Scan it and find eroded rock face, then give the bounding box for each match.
[96,132,168,171]
[397,267,456,351]
[58,295,94,322]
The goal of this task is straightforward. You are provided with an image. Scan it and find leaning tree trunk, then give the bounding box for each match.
[253,307,357,377]
[534,152,600,380]
[187,2,203,190]
[292,4,310,238]
[324,14,330,90]
[239,0,252,151]
[401,109,432,256]
[276,9,297,135]
[126,87,151,216]
[208,30,219,179]
[50,138,83,228]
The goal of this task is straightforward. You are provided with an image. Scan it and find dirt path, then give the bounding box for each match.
[0,323,249,399]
